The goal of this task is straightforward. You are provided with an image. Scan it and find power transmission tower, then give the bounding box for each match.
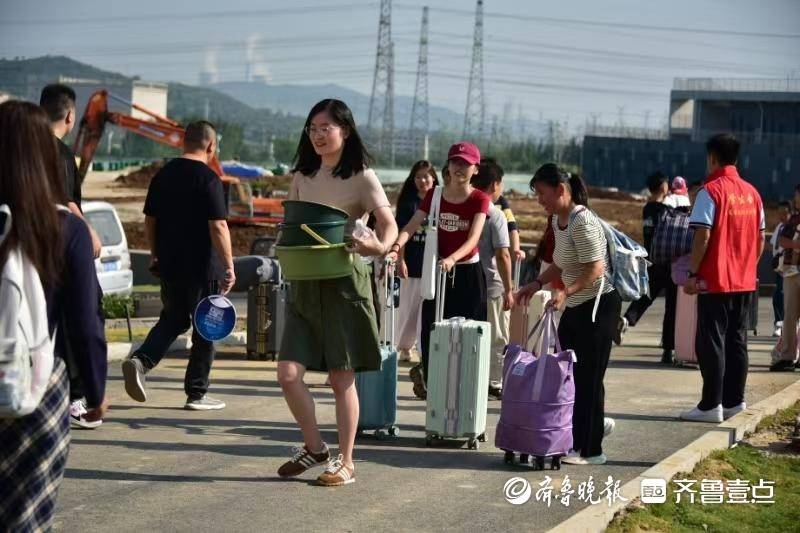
[410,6,430,143]
[368,0,394,152]
[463,0,486,139]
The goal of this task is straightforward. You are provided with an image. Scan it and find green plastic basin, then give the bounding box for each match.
[277,221,347,247]
[275,243,353,280]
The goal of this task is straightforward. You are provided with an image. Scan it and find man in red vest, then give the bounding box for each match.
[681,134,765,423]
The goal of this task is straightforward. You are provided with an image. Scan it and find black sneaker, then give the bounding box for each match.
[660,349,675,365]
[122,356,147,402]
[410,364,427,400]
[488,384,503,400]
[770,360,796,372]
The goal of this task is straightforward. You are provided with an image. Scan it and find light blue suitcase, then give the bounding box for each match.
[425,267,491,449]
[355,260,399,438]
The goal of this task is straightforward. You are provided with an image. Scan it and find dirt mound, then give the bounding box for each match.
[123,221,276,256]
[115,162,164,189]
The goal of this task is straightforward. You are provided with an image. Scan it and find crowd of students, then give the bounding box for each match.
[0,87,772,529]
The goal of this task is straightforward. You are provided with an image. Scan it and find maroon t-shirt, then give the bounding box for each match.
[420,187,491,261]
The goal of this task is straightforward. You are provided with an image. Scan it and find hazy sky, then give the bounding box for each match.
[2,0,798,129]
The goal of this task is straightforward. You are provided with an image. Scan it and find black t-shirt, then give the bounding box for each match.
[143,158,227,281]
[396,194,426,278]
[642,201,670,253]
[57,138,81,209]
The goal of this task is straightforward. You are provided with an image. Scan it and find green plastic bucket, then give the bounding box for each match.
[276,243,353,280]
[282,200,349,224]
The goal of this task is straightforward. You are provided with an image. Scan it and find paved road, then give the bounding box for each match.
[54,297,799,532]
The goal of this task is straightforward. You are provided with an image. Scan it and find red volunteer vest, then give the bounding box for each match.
[698,166,762,293]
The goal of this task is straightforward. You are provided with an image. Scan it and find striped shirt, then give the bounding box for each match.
[552,207,613,307]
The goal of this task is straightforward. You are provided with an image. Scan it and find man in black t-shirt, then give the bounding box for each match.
[40,84,105,429]
[124,121,235,410]
[615,171,679,365]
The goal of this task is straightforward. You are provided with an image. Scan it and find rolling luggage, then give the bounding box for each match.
[246,281,288,361]
[495,307,576,470]
[355,260,399,438]
[674,289,698,367]
[425,267,491,449]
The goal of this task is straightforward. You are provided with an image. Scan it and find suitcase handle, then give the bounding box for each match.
[435,265,447,323]
[383,257,396,348]
[513,258,522,291]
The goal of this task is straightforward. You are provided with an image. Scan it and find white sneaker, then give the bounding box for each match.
[184,395,226,410]
[773,326,782,337]
[69,399,102,429]
[562,453,607,465]
[679,405,723,423]
[723,402,746,420]
[603,417,616,437]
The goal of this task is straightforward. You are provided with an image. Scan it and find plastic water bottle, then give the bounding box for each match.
[352,219,378,263]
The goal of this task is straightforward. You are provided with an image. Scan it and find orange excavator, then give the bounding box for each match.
[72,90,284,225]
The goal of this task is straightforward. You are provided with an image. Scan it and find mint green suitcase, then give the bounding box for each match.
[425,269,491,449]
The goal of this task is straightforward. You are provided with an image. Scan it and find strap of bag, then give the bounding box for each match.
[430,186,443,231]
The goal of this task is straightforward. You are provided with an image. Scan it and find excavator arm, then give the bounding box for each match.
[72,90,282,225]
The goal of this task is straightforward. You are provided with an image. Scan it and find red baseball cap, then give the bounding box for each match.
[447,141,481,165]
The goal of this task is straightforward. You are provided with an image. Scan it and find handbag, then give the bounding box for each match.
[651,207,693,265]
[420,186,442,300]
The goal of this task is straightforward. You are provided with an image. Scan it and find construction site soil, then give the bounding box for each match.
[109,165,781,257]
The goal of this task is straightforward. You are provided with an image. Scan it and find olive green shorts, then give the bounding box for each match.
[279,258,381,372]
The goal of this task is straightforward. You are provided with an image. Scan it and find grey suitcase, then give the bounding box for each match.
[425,267,491,449]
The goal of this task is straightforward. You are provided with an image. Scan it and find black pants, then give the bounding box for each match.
[133,278,215,399]
[419,262,487,383]
[558,290,621,457]
[623,263,677,350]
[695,292,751,411]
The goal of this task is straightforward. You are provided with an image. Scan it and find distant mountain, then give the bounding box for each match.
[209,80,464,131]
[0,56,304,140]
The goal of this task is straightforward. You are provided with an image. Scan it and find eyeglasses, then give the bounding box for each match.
[305,125,340,137]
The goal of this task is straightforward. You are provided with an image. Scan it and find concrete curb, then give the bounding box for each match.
[548,378,800,533]
[106,332,247,362]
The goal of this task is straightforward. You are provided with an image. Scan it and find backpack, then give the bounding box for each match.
[568,208,650,319]
[0,204,55,417]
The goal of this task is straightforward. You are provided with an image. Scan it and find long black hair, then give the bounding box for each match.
[292,99,373,179]
[529,163,590,207]
[397,160,439,207]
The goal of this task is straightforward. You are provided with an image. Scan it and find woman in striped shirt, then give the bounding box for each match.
[516,163,620,465]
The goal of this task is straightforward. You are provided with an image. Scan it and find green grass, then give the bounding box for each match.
[608,403,800,533]
[132,284,161,293]
[105,326,151,343]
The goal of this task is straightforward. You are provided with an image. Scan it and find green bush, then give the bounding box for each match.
[102,294,134,319]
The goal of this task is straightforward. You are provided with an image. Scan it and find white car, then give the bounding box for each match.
[82,201,133,296]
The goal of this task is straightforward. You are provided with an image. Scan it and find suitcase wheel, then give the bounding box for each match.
[503,451,515,464]
[519,454,529,465]
[477,433,486,443]
[533,456,545,470]
[374,429,386,440]
[467,438,479,450]
[388,426,399,437]
[551,455,562,470]
[425,436,434,447]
